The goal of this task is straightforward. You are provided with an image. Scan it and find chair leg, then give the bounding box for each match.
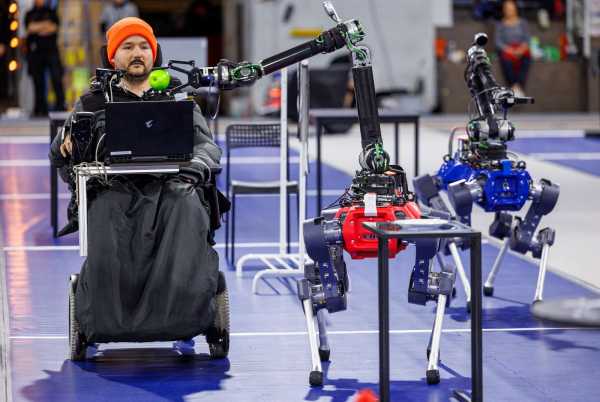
[296,193,300,250]
[231,192,236,267]
[286,191,291,254]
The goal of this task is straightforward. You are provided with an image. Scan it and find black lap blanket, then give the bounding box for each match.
[75,175,219,343]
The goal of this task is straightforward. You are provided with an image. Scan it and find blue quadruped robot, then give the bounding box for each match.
[413,33,560,308]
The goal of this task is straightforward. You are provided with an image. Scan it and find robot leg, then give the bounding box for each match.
[484,212,513,296]
[420,242,456,384]
[510,179,559,302]
[298,217,349,386]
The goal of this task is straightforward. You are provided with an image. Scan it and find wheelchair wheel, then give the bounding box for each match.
[68,274,86,361]
[207,272,230,359]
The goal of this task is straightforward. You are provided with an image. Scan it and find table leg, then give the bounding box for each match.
[471,234,483,401]
[378,237,390,402]
[453,233,483,402]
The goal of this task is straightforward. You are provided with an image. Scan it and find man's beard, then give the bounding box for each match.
[124,62,150,83]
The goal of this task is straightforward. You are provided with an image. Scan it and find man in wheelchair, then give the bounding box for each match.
[48,17,229,359]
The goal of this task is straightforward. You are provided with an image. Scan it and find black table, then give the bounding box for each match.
[310,109,419,215]
[362,220,483,402]
[49,111,71,238]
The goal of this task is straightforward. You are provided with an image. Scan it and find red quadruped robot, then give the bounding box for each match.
[297,3,456,388]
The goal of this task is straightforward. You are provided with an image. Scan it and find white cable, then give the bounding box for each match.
[95,133,106,163]
[109,74,117,102]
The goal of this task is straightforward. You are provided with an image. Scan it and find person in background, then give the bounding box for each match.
[495,0,531,97]
[25,0,66,116]
[100,0,139,33]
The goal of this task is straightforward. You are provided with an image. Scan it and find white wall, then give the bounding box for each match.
[433,0,453,28]
[155,37,208,85]
[243,0,436,114]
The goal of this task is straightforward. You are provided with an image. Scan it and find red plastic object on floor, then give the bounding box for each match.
[355,388,379,402]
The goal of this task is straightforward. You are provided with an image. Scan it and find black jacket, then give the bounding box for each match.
[49,82,221,185]
[25,6,59,54]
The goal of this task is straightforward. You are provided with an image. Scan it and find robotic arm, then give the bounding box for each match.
[465,33,533,148]
[466,33,502,122]
[148,12,364,94]
[151,2,388,178]
[161,16,361,92]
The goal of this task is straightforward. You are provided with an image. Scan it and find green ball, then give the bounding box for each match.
[149,69,171,91]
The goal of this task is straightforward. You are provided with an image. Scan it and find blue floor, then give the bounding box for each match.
[511,134,600,177]
[1,137,599,401]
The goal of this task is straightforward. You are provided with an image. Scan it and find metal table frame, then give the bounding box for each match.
[310,108,419,215]
[362,220,483,402]
[75,164,180,256]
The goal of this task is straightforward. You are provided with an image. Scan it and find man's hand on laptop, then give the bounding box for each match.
[60,135,73,158]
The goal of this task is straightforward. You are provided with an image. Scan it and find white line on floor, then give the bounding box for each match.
[528,152,600,160]
[0,136,48,144]
[2,241,300,252]
[231,327,600,336]
[2,246,80,252]
[0,159,49,167]
[8,326,599,340]
[0,193,71,200]
[10,336,67,340]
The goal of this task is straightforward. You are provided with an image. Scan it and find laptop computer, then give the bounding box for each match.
[105,100,194,164]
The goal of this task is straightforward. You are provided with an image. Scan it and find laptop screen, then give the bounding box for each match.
[105,100,195,163]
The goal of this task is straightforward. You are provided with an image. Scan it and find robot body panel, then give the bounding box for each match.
[475,161,531,212]
[338,203,420,259]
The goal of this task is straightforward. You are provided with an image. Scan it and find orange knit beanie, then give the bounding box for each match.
[106,17,157,66]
